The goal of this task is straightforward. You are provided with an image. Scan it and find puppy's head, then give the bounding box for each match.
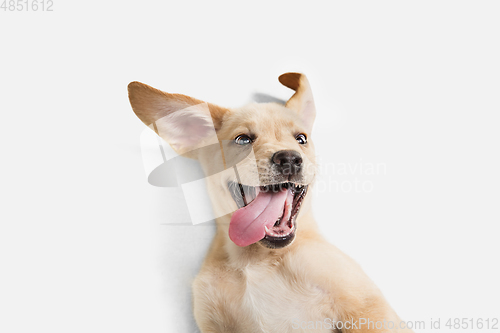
[128,73,316,249]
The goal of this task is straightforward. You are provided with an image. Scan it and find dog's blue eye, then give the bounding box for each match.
[296,133,307,144]
[235,134,252,145]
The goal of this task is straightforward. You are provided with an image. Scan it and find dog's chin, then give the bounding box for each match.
[228,181,308,249]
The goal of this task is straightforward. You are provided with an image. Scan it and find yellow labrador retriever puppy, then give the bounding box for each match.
[128,73,413,333]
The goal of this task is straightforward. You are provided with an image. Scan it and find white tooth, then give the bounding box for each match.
[264,225,270,233]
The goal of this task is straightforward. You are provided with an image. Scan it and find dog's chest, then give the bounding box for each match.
[239,265,335,333]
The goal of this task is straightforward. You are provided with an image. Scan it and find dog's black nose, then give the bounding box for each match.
[272,150,303,175]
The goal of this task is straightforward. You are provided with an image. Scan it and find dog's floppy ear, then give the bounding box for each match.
[128,81,229,155]
[279,72,316,133]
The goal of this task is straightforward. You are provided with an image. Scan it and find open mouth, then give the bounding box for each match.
[228,182,308,249]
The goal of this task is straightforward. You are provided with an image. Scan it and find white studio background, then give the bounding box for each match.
[1,1,499,332]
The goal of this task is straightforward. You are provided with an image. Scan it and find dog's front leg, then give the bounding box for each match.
[193,273,246,333]
[194,306,239,333]
[195,321,236,333]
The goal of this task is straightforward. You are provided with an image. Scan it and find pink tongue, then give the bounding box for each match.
[229,189,291,247]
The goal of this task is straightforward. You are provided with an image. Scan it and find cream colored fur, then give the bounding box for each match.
[128,73,413,333]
